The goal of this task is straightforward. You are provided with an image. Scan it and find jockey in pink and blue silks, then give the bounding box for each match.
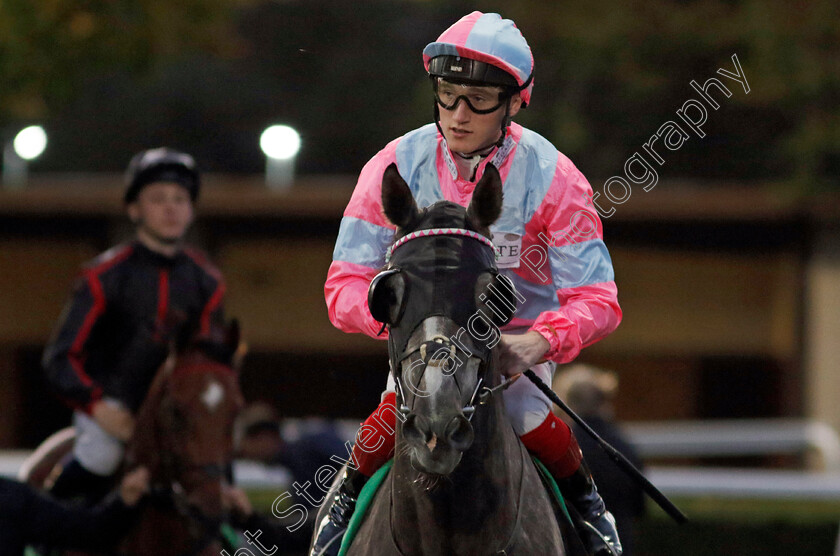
[316,12,623,556]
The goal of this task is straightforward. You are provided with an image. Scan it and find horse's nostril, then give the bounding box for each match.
[402,414,425,443]
[403,414,416,432]
[445,415,474,450]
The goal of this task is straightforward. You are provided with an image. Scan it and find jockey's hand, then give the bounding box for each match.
[119,467,150,506]
[497,331,550,377]
[222,483,253,517]
[92,400,135,442]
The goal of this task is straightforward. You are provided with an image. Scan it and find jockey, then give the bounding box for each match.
[42,147,226,503]
[316,11,623,556]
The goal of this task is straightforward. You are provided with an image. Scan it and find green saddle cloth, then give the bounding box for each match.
[337,458,570,556]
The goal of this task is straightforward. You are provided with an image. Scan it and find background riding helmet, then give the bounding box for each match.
[423,12,534,148]
[124,147,200,204]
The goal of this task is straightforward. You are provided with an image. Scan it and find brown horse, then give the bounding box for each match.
[21,325,245,555]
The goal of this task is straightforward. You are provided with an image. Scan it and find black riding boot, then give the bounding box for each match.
[310,467,369,556]
[557,460,623,556]
[48,459,114,505]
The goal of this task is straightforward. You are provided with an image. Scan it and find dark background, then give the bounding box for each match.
[2,1,837,189]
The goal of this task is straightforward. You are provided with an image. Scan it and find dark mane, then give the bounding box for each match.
[174,318,241,367]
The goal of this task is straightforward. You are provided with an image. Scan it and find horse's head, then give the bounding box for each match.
[370,163,518,477]
[128,321,245,521]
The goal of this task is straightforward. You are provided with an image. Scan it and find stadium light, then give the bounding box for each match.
[260,124,300,190]
[13,126,47,160]
[3,125,48,189]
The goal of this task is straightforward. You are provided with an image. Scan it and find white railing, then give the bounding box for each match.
[645,467,840,499]
[3,419,840,500]
[624,418,840,470]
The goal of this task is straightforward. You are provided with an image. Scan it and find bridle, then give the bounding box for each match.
[382,231,526,556]
[383,227,510,422]
[147,365,238,554]
[384,227,499,264]
[146,482,226,556]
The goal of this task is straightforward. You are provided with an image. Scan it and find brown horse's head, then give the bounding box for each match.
[126,320,245,528]
[371,164,517,477]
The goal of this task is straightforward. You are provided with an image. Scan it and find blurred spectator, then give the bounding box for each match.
[235,402,346,491]
[554,364,645,556]
[233,403,348,551]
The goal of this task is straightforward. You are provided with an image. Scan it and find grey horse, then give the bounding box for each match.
[313,164,574,555]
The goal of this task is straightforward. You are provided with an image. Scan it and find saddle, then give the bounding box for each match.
[18,427,76,489]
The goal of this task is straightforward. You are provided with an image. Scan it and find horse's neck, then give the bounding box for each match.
[392,388,525,553]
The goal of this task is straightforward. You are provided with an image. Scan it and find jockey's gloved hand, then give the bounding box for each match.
[557,460,623,556]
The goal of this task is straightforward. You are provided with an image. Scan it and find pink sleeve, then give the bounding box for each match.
[531,282,622,363]
[325,260,387,338]
[528,155,622,363]
[324,143,399,339]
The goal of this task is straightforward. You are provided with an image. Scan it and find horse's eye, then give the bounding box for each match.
[169,405,189,429]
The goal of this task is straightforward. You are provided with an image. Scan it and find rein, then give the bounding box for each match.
[147,482,225,555]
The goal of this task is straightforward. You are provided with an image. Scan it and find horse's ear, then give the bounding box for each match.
[225,319,240,352]
[381,163,419,229]
[227,319,249,371]
[467,164,503,229]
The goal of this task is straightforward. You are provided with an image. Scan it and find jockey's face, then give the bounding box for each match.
[437,78,522,155]
[127,182,194,247]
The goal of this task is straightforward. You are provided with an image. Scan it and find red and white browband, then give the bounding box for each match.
[385,227,499,264]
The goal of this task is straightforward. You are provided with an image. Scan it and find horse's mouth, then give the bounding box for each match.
[407,436,463,478]
[427,433,438,451]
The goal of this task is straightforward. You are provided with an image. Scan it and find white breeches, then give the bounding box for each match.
[72,410,125,476]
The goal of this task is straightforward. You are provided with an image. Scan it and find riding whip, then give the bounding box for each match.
[523,369,689,524]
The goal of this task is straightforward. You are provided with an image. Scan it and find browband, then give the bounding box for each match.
[385,227,499,264]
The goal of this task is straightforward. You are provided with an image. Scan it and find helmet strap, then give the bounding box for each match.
[496,98,512,148]
[434,102,445,141]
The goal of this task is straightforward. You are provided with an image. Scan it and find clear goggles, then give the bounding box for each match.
[432,78,511,114]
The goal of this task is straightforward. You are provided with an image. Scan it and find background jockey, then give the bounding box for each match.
[42,148,227,503]
[317,12,624,556]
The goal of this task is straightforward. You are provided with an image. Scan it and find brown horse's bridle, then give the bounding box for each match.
[149,368,236,555]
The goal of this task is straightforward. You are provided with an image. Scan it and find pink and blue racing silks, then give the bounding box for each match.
[324,122,621,363]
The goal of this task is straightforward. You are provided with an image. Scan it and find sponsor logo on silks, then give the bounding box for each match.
[493,233,522,269]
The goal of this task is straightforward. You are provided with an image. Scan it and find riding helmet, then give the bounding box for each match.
[423,11,534,106]
[124,147,200,204]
